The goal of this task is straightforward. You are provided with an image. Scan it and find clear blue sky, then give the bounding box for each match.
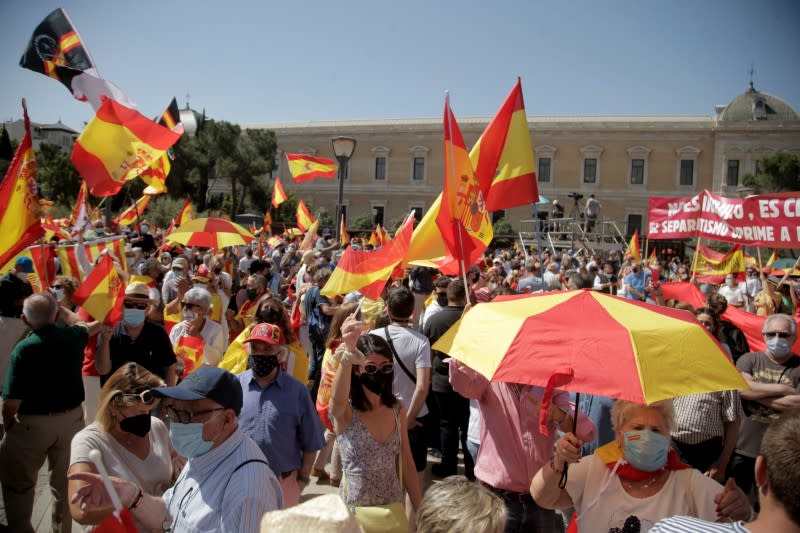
[1,0,798,130]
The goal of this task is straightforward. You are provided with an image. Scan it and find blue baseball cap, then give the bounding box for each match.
[152,367,243,415]
[15,256,34,273]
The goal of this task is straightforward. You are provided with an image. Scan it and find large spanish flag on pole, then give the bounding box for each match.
[469,78,538,211]
[286,154,338,183]
[322,212,415,300]
[114,195,151,227]
[627,229,641,262]
[295,200,315,232]
[692,244,745,283]
[140,97,183,195]
[436,93,493,272]
[0,100,44,269]
[272,176,288,207]
[71,253,125,325]
[71,98,182,196]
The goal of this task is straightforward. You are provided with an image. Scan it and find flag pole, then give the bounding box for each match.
[690,237,702,282]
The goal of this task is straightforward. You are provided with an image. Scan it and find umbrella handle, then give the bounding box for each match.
[558,392,580,490]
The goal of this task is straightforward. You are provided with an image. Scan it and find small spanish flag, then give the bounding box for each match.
[263,210,272,232]
[71,98,182,197]
[71,254,126,326]
[272,176,288,207]
[339,215,350,246]
[176,197,194,226]
[175,335,205,379]
[286,154,338,183]
[628,229,641,262]
[296,200,315,233]
[114,195,151,227]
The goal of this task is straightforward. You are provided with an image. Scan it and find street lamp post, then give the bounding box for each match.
[332,136,356,242]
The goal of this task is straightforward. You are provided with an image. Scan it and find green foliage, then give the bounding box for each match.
[386,216,405,233]
[742,152,800,193]
[146,196,187,229]
[491,218,515,248]
[317,210,334,230]
[35,143,82,206]
[349,215,374,231]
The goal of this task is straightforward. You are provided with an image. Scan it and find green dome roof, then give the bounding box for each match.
[719,83,798,122]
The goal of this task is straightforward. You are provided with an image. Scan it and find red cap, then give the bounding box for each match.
[244,323,285,346]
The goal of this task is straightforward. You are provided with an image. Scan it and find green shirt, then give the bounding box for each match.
[2,323,88,414]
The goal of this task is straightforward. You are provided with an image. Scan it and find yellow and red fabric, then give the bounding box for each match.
[339,215,350,246]
[627,229,641,262]
[286,154,337,183]
[175,335,204,379]
[470,78,538,210]
[432,290,747,406]
[272,176,288,207]
[375,224,390,246]
[0,101,44,269]
[691,244,745,283]
[165,217,254,250]
[322,213,415,300]
[436,94,493,270]
[263,210,272,233]
[71,254,125,325]
[140,98,183,195]
[299,218,320,251]
[295,200,315,232]
[71,98,182,196]
[114,195,151,227]
[176,197,195,226]
[69,181,91,235]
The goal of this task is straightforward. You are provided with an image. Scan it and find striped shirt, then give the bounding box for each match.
[650,515,750,532]
[672,391,742,444]
[162,428,283,532]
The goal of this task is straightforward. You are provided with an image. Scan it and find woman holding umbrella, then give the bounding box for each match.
[530,400,753,532]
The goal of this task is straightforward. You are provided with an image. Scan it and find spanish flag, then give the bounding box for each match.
[176,197,195,226]
[175,335,205,379]
[295,200,315,232]
[322,212,415,300]
[71,98,182,196]
[339,215,350,246]
[114,195,151,227]
[287,154,338,183]
[71,253,125,326]
[272,176,288,207]
[368,231,378,247]
[140,97,183,194]
[70,181,91,237]
[0,100,44,269]
[692,244,745,283]
[299,218,320,251]
[376,224,390,246]
[628,229,641,262]
[436,94,493,270]
[470,78,538,211]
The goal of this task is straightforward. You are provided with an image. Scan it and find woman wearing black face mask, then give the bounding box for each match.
[330,317,422,532]
[67,363,177,530]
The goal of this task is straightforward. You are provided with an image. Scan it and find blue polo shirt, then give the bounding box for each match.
[237,369,325,477]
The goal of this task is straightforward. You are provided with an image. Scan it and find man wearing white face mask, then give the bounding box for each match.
[169,287,225,369]
[95,283,177,386]
[729,313,800,494]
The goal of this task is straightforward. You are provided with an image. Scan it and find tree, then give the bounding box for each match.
[349,215,374,231]
[35,143,82,207]
[742,152,800,193]
[491,218,515,248]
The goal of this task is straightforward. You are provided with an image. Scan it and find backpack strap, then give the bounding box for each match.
[384,326,416,384]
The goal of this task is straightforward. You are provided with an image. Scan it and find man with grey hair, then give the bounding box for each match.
[729,313,800,494]
[169,287,226,370]
[0,292,92,532]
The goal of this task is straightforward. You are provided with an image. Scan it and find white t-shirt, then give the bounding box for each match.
[565,455,722,533]
[371,324,431,418]
[169,318,226,366]
[71,419,173,530]
[718,285,745,307]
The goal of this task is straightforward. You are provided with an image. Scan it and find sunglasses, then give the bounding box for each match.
[763,331,792,339]
[362,362,394,375]
[115,390,158,405]
[166,405,224,424]
[123,301,149,310]
[181,302,202,310]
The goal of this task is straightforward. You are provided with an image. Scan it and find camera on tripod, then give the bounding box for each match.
[568,192,583,201]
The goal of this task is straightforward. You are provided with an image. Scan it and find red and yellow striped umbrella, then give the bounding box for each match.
[165,217,254,249]
[433,290,746,405]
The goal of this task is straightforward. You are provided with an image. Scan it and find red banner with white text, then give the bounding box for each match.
[647,190,800,248]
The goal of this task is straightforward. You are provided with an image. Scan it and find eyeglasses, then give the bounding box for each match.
[53,284,63,289]
[123,301,149,310]
[362,362,394,375]
[114,390,158,406]
[763,331,792,339]
[181,302,202,310]
[165,405,224,424]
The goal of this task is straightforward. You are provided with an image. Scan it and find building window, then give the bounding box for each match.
[374,156,386,180]
[726,160,739,187]
[412,157,425,181]
[679,160,694,186]
[372,205,385,226]
[630,159,645,185]
[410,206,423,224]
[755,159,761,176]
[627,214,643,238]
[583,158,597,183]
[538,157,551,183]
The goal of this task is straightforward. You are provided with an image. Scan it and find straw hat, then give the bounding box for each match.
[259,494,362,533]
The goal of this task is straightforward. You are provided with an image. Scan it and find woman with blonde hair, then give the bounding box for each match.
[68,363,176,531]
[531,400,752,533]
[417,475,506,533]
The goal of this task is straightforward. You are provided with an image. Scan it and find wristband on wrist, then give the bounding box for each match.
[129,486,144,511]
[550,456,563,474]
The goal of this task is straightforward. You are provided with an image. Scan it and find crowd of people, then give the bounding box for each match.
[0,218,798,533]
